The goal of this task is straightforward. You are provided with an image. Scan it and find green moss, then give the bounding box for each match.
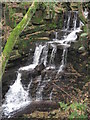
[32,15,43,24]
[48,23,57,29]
[0,2,39,81]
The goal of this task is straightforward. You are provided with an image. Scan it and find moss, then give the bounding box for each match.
[48,22,57,29]
[32,15,44,25]
[0,2,39,81]
[58,14,63,29]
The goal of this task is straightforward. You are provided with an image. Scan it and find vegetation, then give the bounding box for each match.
[59,102,88,119]
[1,1,90,119]
[0,2,39,81]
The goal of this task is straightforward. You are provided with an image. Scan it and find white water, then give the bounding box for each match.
[58,48,67,73]
[50,44,57,65]
[57,27,81,73]
[2,72,30,117]
[19,44,44,71]
[73,12,78,30]
[53,31,58,41]
[41,44,48,66]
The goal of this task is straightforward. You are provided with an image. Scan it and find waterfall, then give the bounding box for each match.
[2,11,83,118]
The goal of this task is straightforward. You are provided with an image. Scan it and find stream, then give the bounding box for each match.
[2,11,84,118]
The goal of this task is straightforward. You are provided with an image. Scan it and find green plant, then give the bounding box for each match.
[59,102,68,110]
[59,102,88,119]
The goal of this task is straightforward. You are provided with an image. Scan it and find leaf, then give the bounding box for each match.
[69,111,78,119]
[78,114,88,119]
[59,102,68,110]
[80,33,88,37]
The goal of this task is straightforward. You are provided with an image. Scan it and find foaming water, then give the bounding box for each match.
[2,72,31,117]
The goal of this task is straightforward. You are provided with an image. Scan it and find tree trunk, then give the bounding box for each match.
[0,2,39,81]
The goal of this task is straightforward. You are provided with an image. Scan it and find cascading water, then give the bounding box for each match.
[2,44,44,117]
[19,44,44,71]
[2,72,30,117]
[2,11,83,118]
[49,45,57,66]
[41,43,48,66]
[66,11,71,30]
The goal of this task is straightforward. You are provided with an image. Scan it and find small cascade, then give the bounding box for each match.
[66,11,71,30]
[19,44,44,71]
[73,11,78,30]
[53,31,58,41]
[49,44,57,66]
[2,72,30,117]
[41,44,48,66]
[58,48,67,73]
[33,44,44,65]
[63,12,71,31]
[57,27,81,74]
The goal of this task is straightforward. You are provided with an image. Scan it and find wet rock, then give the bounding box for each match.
[41,68,56,81]
[2,69,17,98]
[31,63,45,78]
[20,63,45,87]
[49,31,55,40]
